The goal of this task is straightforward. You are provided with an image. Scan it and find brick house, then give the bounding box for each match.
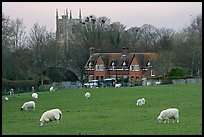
[84,47,158,83]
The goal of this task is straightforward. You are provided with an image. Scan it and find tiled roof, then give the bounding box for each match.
[85,52,156,69]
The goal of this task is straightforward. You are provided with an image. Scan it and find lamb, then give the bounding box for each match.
[5,97,9,101]
[141,98,145,105]
[50,86,56,92]
[115,83,122,88]
[156,81,161,85]
[40,108,62,126]
[157,108,179,124]
[136,98,145,106]
[32,92,38,99]
[21,101,35,111]
[9,88,15,96]
[85,92,91,99]
[136,99,142,106]
[146,82,151,86]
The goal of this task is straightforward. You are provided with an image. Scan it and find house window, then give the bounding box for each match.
[135,65,139,71]
[151,70,155,76]
[122,61,126,66]
[130,65,139,71]
[96,64,104,71]
[88,62,93,70]
[111,61,115,70]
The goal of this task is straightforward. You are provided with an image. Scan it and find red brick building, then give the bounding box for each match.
[84,47,158,82]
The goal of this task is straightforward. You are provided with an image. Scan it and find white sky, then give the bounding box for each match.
[2,2,202,33]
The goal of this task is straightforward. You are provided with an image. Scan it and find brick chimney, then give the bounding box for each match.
[122,47,128,56]
[89,47,94,55]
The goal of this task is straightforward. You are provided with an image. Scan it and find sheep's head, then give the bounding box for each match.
[21,108,23,111]
[157,115,163,123]
[39,119,44,126]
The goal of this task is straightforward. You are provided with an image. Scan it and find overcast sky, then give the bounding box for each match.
[2,2,202,33]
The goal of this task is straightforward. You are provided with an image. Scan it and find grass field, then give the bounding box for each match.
[2,84,202,135]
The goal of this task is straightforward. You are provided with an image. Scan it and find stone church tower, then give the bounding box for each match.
[56,9,82,46]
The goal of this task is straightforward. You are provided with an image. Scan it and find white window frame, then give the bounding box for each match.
[151,70,155,76]
[96,64,104,71]
[130,65,139,71]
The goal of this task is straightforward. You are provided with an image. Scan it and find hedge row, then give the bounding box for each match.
[2,78,40,95]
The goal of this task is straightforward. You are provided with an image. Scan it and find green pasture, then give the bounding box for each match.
[2,84,202,135]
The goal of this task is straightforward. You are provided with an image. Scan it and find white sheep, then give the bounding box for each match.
[141,98,145,105]
[156,81,161,85]
[5,97,9,101]
[32,93,38,99]
[136,99,142,106]
[147,82,151,86]
[157,108,179,124]
[40,108,62,126]
[9,88,14,96]
[85,92,91,99]
[50,86,56,92]
[21,101,35,111]
[115,83,122,88]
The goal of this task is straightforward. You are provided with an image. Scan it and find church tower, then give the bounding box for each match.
[56,9,82,46]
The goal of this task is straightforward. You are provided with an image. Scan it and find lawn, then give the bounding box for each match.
[2,84,202,135]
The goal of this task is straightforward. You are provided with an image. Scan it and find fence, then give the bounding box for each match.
[143,78,202,86]
[39,81,82,91]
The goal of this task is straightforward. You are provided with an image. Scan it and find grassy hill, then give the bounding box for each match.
[2,84,202,135]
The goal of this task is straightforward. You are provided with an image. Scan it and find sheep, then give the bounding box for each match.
[157,108,179,124]
[32,92,38,99]
[5,97,9,101]
[136,99,142,106]
[147,82,151,86]
[9,88,15,97]
[141,98,145,105]
[85,92,91,99]
[40,108,62,126]
[21,101,35,111]
[50,86,56,92]
[156,81,161,85]
[32,86,35,93]
[115,83,122,88]
[50,86,54,92]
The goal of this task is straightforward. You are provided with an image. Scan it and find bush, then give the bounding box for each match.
[168,67,184,78]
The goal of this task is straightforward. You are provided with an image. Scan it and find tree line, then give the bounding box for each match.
[2,12,202,84]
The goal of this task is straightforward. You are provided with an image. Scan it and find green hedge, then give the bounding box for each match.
[2,78,39,95]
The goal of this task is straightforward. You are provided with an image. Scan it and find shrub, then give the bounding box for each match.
[168,67,184,78]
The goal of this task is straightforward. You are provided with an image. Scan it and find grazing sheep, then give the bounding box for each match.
[21,101,35,111]
[141,98,145,105]
[32,93,38,99]
[32,86,35,93]
[85,92,91,99]
[136,99,142,106]
[115,83,122,88]
[147,82,151,86]
[156,81,161,85]
[40,108,62,126]
[157,108,179,124]
[50,86,53,92]
[50,86,56,92]
[5,97,9,101]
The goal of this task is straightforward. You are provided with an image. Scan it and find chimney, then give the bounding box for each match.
[89,47,94,55]
[122,47,128,56]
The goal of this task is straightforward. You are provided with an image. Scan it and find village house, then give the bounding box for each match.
[84,47,158,84]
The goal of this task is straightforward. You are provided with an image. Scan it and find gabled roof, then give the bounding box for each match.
[85,52,156,69]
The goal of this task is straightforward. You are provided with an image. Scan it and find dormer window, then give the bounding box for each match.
[146,60,151,67]
[111,61,115,70]
[122,61,126,66]
[88,61,93,70]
